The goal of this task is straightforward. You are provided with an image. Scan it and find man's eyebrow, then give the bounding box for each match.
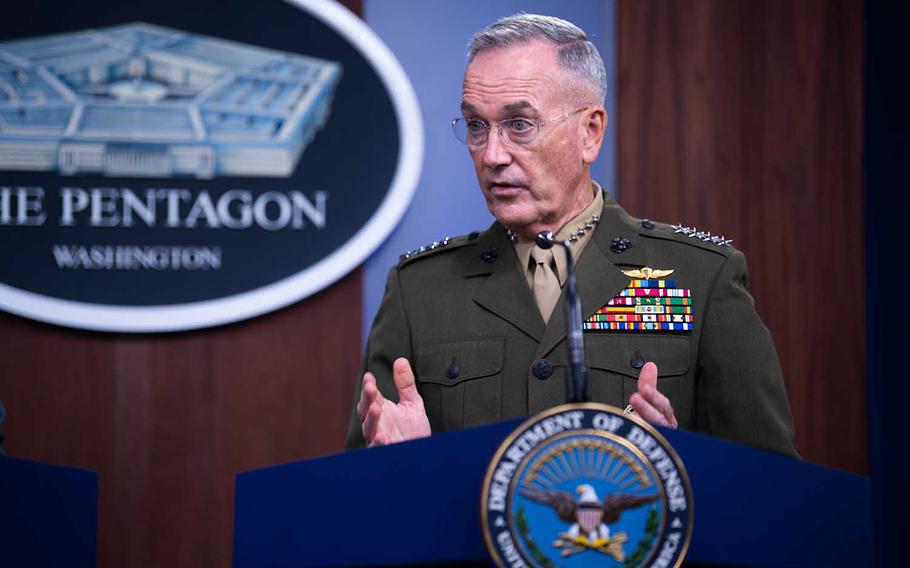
[460,101,477,114]
[460,100,538,116]
[502,101,535,114]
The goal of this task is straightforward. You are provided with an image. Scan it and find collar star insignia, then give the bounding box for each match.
[505,214,600,246]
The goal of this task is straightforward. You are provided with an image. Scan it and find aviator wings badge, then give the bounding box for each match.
[622,267,674,280]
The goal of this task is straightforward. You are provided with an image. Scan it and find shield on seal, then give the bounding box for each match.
[578,504,604,534]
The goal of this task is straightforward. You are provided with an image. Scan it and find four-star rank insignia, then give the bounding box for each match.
[584,267,694,331]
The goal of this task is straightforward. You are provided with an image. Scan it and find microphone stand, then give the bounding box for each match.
[536,231,589,403]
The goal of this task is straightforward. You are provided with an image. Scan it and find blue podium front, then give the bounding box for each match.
[0,456,98,567]
[233,421,870,567]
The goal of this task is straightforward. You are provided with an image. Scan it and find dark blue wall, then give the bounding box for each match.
[865,1,910,565]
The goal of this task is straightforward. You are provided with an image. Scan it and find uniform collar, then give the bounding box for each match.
[470,225,545,340]
[533,185,646,356]
[589,183,648,268]
[465,183,650,346]
[513,186,604,287]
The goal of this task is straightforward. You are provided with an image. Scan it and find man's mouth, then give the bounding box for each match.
[487,183,525,196]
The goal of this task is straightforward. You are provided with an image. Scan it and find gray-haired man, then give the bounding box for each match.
[348,14,796,458]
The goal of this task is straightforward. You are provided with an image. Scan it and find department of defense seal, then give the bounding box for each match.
[481,404,693,568]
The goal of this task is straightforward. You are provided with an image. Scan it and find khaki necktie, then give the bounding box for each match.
[530,246,561,323]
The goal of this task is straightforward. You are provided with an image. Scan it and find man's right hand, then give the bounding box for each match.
[356,357,431,447]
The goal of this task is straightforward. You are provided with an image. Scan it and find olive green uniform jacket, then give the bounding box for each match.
[346,190,798,457]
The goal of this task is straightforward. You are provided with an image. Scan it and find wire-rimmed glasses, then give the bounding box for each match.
[451,106,588,148]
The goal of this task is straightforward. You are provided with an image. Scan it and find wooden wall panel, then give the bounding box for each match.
[0,268,362,567]
[0,3,367,566]
[617,0,865,472]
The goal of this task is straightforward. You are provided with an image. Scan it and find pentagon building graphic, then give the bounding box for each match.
[0,23,342,178]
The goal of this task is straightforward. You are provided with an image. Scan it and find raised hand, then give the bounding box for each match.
[357,357,431,447]
[628,362,678,428]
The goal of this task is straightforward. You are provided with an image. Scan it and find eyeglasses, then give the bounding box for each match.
[451,106,588,149]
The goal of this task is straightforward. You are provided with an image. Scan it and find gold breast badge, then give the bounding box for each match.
[621,267,674,280]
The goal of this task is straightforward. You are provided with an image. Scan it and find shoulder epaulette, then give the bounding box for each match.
[637,219,737,255]
[397,232,478,268]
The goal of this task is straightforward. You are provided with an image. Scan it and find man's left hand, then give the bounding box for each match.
[628,362,678,428]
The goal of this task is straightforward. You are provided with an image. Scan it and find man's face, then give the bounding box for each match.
[461,40,602,236]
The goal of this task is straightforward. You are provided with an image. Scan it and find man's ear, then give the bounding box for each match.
[582,106,607,164]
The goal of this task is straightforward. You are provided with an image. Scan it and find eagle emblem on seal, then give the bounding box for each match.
[519,484,658,560]
[481,405,693,568]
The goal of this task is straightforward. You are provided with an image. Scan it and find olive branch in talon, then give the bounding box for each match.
[553,531,628,560]
[515,505,555,568]
[624,506,659,567]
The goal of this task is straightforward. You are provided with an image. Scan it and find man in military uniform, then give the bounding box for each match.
[347,14,797,457]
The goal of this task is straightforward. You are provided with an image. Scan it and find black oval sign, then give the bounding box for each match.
[0,0,422,332]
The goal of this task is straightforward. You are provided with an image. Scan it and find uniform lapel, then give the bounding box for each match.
[471,226,545,341]
[536,191,648,358]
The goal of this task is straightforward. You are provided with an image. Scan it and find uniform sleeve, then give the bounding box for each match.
[345,266,414,449]
[695,251,799,457]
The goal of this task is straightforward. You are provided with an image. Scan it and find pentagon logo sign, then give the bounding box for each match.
[0,22,341,179]
[0,0,422,332]
[482,404,693,567]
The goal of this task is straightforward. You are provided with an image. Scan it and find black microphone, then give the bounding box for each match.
[536,231,589,403]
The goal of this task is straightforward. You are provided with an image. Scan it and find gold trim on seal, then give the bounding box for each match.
[479,402,694,568]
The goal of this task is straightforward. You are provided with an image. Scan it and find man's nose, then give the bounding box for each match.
[480,127,512,168]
